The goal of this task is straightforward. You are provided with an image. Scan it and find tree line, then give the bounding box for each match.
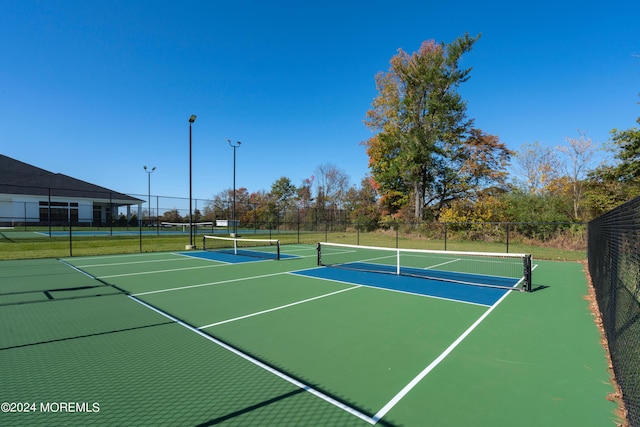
[202,33,639,228]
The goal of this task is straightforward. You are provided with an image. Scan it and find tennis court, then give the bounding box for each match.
[0,242,619,426]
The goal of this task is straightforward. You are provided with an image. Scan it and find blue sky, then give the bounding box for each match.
[1,0,638,206]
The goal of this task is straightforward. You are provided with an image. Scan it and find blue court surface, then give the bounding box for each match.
[180,250,298,263]
[292,266,512,306]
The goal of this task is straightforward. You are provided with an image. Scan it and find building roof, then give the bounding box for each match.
[0,155,142,204]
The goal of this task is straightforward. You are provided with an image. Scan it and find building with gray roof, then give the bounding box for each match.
[0,155,143,226]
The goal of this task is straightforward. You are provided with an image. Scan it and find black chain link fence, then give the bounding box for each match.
[588,196,640,427]
[1,184,586,260]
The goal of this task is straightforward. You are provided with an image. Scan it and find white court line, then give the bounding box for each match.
[77,257,205,269]
[98,262,230,279]
[282,253,319,260]
[423,258,461,269]
[128,295,378,425]
[277,245,316,254]
[371,284,513,423]
[57,259,97,279]
[131,271,287,296]
[61,252,171,262]
[198,285,361,329]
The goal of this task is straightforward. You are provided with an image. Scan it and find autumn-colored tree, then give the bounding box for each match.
[364,34,508,220]
[439,188,509,224]
[362,134,409,216]
[297,176,314,209]
[425,128,512,216]
[244,190,274,224]
[378,190,409,218]
[557,130,600,220]
[543,175,572,214]
[344,176,381,230]
[206,187,250,222]
[514,141,562,194]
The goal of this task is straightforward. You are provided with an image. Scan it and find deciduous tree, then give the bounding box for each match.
[514,141,562,194]
[314,163,350,210]
[558,130,599,220]
[610,116,640,181]
[364,34,511,220]
[344,176,381,229]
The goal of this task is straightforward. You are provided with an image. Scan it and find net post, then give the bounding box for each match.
[523,254,532,292]
[276,240,281,261]
[396,249,400,275]
[233,239,238,255]
[317,242,322,266]
[202,235,206,251]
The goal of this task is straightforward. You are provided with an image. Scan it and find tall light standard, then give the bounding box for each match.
[143,166,156,227]
[227,139,241,236]
[188,115,197,248]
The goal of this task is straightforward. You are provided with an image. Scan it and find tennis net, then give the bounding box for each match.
[161,222,214,232]
[203,235,280,260]
[317,242,532,292]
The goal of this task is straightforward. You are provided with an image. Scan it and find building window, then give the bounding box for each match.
[39,201,79,224]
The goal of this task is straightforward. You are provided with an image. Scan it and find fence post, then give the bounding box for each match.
[109,192,113,237]
[324,220,328,242]
[506,223,510,253]
[444,222,447,251]
[395,221,399,248]
[297,207,300,244]
[48,188,52,236]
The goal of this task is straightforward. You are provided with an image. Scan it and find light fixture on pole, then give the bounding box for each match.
[227,139,241,236]
[188,115,197,249]
[143,166,156,226]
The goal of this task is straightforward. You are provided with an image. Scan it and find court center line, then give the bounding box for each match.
[128,295,378,425]
[198,285,362,329]
[371,286,513,423]
[423,258,461,269]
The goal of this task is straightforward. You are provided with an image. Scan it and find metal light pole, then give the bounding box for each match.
[188,115,197,248]
[143,166,156,226]
[227,139,241,236]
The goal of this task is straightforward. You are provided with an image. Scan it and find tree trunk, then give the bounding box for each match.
[413,181,423,220]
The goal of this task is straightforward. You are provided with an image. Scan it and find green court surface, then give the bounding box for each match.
[0,245,619,426]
